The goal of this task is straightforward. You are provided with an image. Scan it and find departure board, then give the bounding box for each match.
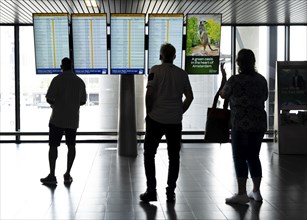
[33,13,69,74]
[148,14,183,69]
[72,14,108,74]
[110,14,145,74]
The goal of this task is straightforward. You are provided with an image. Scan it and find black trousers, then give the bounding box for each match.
[143,116,182,192]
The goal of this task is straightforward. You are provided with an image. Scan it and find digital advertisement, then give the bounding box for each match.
[185,14,222,74]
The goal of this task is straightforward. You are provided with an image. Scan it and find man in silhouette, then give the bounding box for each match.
[40,57,87,185]
[140,43,194,203]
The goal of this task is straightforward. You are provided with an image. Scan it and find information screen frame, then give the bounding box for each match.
[185,14,222,74]
[148,14,184,70]
[110,14,145,75]
[72,13,108,75]
[277,61,307,110]
[33,13,70,74]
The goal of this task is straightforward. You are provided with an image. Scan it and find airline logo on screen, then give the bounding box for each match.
[74,68,108,75]
[36,68,62,74]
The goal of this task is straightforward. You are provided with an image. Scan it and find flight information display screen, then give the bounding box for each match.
[185,14,222,74]
[148,14,183,69]
[72,14,108,74]
[110,14,145,74]
[33,13,69,74]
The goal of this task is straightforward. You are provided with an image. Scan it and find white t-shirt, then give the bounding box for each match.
[147,63,192,124]
[46,71,87,129]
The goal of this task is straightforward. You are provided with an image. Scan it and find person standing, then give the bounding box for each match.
[140,43,194,203]
[40,57,87,185]
[220,49,268,204]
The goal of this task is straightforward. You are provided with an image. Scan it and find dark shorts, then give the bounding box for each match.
[49,123,77,147]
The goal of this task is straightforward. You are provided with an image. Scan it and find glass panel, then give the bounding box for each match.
[277,26,285,61]
[19,27,121,139]
[0,26,15,135]
[182,26,232,132]
[290,26,307,61]
[19,26,53,133]
[78,75,119,132]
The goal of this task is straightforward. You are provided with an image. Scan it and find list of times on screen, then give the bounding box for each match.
[33,13,69,74]
[148,14,183,69]
[110,14,145,74]
[72,14,108,74]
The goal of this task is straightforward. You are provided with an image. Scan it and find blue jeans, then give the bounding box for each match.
[231,129,264,178]
[143,116,182,192]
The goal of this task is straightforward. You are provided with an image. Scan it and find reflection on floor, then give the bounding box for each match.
[1,142,307,220]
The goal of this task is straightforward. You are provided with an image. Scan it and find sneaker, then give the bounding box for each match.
[248,191,263,202]
[64,174,73,184]
[225,193,249,204]
[166,191,176,203]
[140,190,157,203]
[40,174,57,185]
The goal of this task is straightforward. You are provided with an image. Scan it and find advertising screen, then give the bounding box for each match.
[185,14,222,74]
[33,13,69,74]
[277,61,307,110]
[72,14,108,74]
[148,14,183,69]
[110,14,145,74]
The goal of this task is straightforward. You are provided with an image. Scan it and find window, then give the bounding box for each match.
[236,26,274,130]
[182,26,232,132]
[19,27,121,139]
[290,26,307,61]
[19,26,53,133]
[0,26,15,135]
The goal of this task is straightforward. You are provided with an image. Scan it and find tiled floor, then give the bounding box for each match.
[1,142,307,220]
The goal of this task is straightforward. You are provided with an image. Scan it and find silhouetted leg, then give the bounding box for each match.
[165,123,182,192]
[64,128,77,175]
[66,145,76,175]
[49,146,58,176]
[48,123,63,177]
[144,117,164,191]
[251,177,262,192]
[237,177,247,195]
[247,131,264,192]
[231,129,249,195]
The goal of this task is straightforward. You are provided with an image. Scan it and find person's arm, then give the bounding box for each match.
[46,98,55,105]
[183,78,194,114]
[219,63,227,99]
[145,86,154,115]
[80,82,87,106]
[183,89,193,114]
[46,79,56,107]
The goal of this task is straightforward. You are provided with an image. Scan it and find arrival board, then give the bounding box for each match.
[72,14,108,74]
[148,14,183,69]
[110,14,145,74]
[33,13,69,74]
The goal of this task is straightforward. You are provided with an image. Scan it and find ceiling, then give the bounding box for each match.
[0,0,307,25]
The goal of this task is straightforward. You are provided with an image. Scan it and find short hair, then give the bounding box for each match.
[61,57,72,71]
[160,43,176,63]
[236,49,256,74]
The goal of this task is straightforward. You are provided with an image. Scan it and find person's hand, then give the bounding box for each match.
[220,63,226,78]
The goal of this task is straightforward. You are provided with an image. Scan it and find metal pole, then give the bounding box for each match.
[118,75,137,157]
